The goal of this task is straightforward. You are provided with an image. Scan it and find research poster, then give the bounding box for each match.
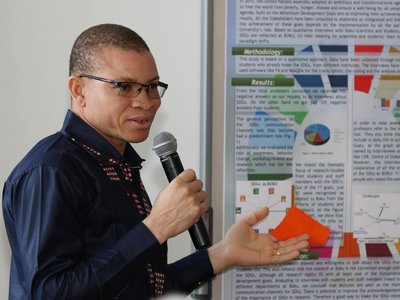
[223,0,400,299]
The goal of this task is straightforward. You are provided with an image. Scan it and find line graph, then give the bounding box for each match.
[353,193,400,239]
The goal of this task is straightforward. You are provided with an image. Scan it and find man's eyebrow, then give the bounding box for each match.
[117,75,160,83]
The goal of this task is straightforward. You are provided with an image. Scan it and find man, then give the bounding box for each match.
[3,24,309,299]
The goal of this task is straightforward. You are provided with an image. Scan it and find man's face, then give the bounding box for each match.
[73,47,162,152]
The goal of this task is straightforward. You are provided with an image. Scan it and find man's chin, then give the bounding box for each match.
[127,132,150,144]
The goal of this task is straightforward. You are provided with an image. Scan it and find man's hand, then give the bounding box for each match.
[143,169,208,244]
[208,207,309,274]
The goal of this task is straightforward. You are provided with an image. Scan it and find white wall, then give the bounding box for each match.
[0,1,206,298]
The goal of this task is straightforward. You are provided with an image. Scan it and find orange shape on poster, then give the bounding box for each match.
[270,205,330,246]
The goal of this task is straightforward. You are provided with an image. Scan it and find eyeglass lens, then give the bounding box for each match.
[117,82,165,99]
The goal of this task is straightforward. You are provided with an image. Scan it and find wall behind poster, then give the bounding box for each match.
[0,1,209,299]
[223,0,400,299]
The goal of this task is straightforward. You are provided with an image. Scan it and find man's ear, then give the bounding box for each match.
[68,76,86,107]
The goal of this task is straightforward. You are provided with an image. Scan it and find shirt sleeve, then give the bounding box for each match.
[165,248,215,294]
[3,165,162,300]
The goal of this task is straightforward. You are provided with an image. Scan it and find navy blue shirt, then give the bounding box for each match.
[3,110,214,299]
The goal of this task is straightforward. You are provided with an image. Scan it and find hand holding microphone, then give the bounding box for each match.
[151,132,211,249]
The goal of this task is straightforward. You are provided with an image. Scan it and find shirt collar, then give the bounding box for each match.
[60,110,145,168]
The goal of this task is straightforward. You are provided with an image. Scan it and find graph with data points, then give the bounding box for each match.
[353,193,400,239]
[235,180,292,233]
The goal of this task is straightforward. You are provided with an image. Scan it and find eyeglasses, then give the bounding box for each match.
[79,74,168,99]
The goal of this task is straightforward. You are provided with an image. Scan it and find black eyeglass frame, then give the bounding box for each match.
[79,74,168,99]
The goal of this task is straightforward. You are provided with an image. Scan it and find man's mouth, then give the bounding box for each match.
[129,117,152,127]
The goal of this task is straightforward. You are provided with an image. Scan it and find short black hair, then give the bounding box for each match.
[69,23,150,75]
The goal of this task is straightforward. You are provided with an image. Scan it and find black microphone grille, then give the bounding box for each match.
[152,132,177,157]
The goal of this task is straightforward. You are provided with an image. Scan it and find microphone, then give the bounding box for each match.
[152,132,211,249]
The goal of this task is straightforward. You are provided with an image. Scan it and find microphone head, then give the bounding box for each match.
[152,131,177,157]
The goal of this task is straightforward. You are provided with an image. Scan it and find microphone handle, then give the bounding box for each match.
[160,153,211,249]
[160,153,184,182]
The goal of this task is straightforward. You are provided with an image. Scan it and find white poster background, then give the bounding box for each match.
[224,1,400,299]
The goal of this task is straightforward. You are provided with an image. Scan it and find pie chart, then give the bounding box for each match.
[304,123,330,146]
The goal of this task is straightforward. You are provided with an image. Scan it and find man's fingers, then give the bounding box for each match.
[243,207,270,226]
[199,200,209,213]
[279,233,310,247]
[173,170,204,192]
[175,169,196,182]
[273,238,309,260]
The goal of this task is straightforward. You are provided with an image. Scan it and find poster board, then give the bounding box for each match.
[223,0,400,299]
